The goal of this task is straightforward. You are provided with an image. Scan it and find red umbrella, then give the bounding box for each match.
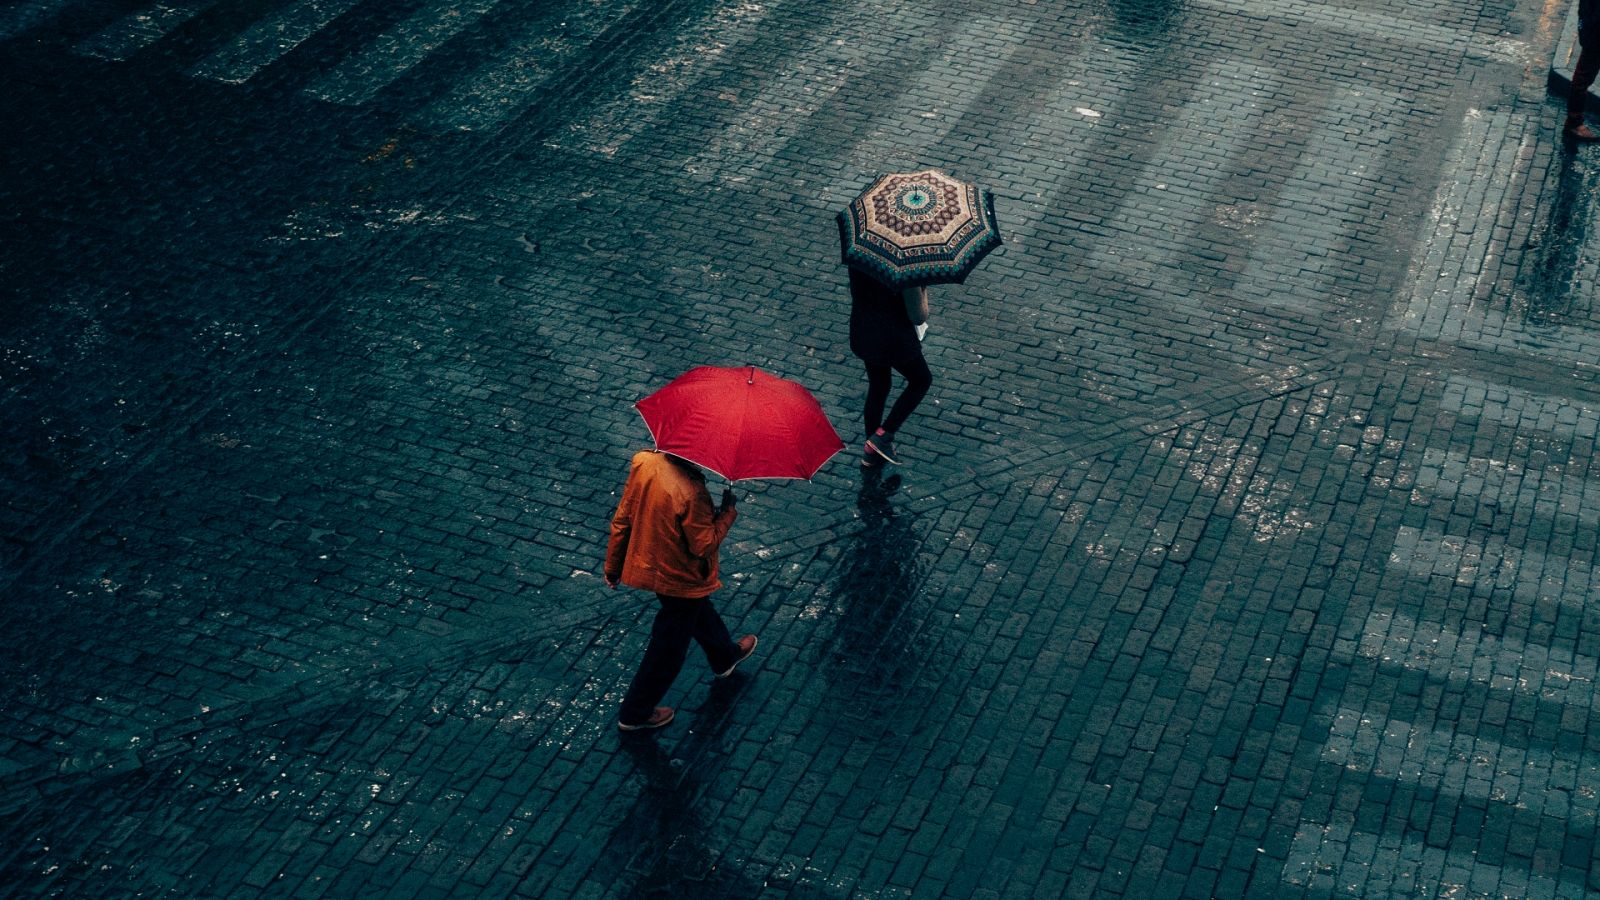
[635,366,844,481]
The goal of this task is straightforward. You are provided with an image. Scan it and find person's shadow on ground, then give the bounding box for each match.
[599,679,762,898]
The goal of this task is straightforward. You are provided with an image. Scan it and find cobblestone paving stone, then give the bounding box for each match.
[5,0,1600,895]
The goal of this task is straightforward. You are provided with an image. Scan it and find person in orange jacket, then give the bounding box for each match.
[605,450,758,731]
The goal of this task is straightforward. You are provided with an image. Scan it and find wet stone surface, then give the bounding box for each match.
[4,0,1600,896]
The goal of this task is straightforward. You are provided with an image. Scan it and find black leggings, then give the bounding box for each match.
[863,356,932,436]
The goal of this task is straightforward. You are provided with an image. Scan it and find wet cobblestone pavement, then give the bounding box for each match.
[5,0,1600,896]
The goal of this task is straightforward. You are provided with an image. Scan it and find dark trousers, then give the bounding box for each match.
[1570,38,1600,124]
[863,356,932,437]
[619,594,738,723]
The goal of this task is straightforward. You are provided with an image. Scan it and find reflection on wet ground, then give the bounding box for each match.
[1526,143,1600,326]
[608,681,762,899]
[826,471,925,702]
[1102,0,1189,44]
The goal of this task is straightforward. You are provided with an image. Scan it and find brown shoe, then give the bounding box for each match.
[1566,122,1599,141]
[715,635,758,678]
[618,706,675,732]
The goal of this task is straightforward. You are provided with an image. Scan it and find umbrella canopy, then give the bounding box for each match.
[838,169,1002,289]
[635,366,845,482]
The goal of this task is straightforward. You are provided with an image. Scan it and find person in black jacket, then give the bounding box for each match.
[1567,0,1600,140]
[848,269,931,468]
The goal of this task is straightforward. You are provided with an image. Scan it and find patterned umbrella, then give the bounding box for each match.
[837,169,1002,289]
[635,366,844,482]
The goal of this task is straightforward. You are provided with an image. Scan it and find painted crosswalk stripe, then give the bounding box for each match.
[72,0,211,61]
[0,0,77,43]
[1391,108,1525,339]
[1440,374,1600,439]
[1194,0,1527,64]
[830,16,1030,195]
[1388,524,1595,612]
[414,0,646,133]
[692,56,862,189]
[302,0,501,106]
[555,0,778,158]
[1227,88,1400,314]
[1415,447,1600,533]
[1320,708,1588,805]
[992,51,1143,251]
[189,0,365,84]
[681,4,903,189]
[1351,609,1597,697]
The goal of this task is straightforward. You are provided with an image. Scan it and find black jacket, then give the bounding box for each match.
[847,269,922,367]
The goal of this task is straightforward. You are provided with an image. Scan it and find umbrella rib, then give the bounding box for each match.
[728,369,754,481]
[633,404,663,450]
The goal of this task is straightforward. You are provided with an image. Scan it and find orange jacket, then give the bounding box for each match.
[605,451,737,598]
